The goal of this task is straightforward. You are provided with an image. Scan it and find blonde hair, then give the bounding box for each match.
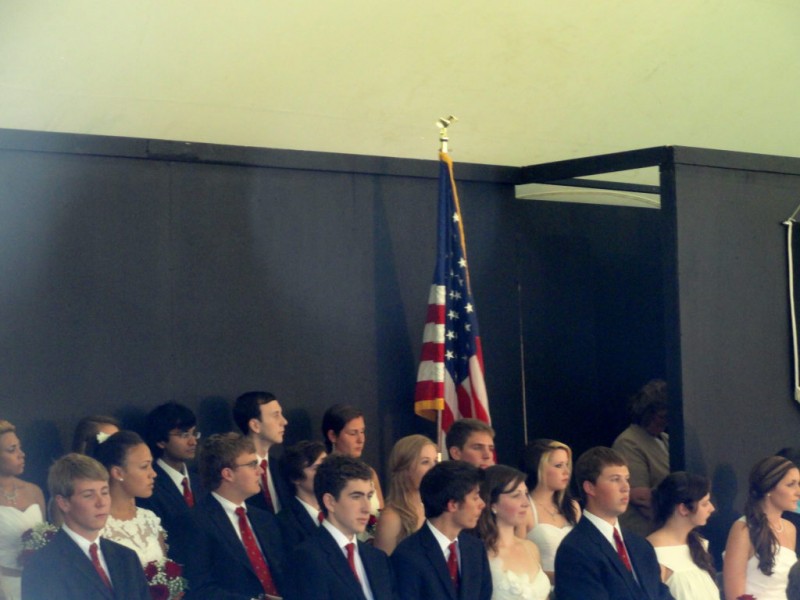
[0,420,15,437]
[48,453,109,499]
[520,438,579,525]
[385,435,437,540]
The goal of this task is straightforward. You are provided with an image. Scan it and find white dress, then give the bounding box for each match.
[0,503,44,600]
[101,507,165,566]
[653,544,719,600]
[744,544,797,600]
[526,499,573,572]
[489,555,551,600]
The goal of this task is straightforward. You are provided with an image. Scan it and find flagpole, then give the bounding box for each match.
[436,115,457,459]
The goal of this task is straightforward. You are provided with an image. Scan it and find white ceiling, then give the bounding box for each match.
[1,1,798,186]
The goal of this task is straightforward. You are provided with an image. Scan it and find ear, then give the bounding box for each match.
[109,465,124,481]
[249,417,261,434]
[156,440,167,450]
[325,430,337,445]
[677,503,691,517]
[54,494,70,514]
[322,492,336,514]
[220,466,236,484]
[449,446,462,461]
[583,480,596,499]
[446,498,460,514]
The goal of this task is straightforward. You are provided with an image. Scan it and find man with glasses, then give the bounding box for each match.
[183,432,287,599]
[137,401,201,564]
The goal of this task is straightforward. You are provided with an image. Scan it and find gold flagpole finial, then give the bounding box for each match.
[437,115,458,154]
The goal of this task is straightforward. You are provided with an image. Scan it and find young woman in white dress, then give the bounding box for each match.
[90,430,166,565]
[724,455,800,600]
[477,465,550,600]
[374,434,437,555]
[0,420,45,600]
[519,438,581,584]
[647,471,719,600]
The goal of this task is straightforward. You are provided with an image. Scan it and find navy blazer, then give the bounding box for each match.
[136,461,199,566]
[183,493,288,600]
[288,524,397,600]
[276,495,319,554]
[22,529,150,600]
[554,516,674,600]
[245,446,293,515]
[391,524,492,600]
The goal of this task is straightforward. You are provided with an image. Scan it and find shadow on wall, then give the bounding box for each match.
[19,420,64,496]
[196,396,236,437]
[703,463,739,571]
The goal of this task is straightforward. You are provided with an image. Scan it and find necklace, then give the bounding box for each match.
[0,483,18,506]
[536,501,560,519]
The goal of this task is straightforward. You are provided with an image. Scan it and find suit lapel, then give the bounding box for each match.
[317,527,367,600]
[154,463,185,504]
[418,525,457,600]
[56,530,114,599]
[205,496,259,575]
[581,519,642,598]
[290,497,317,535]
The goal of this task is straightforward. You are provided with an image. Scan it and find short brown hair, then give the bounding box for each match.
[446,419,494,453]
[574,446,626,503]
[198,432,255,491]
[48,453,109,499]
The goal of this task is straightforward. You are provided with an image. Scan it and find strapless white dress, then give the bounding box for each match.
[101,507,165,566]
[489,556,551,600]
[653,544,719,600]
[0,503,44,600]
[526,499,573,572]
[744,544,797,599]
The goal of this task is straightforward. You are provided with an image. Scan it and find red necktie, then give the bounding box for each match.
[345,542,360,583]
[613,528,633,572]
[235,506,278,596]
[260,459,275,512]
[89,542,113,590]
[181,477,194,507]
[317,510,325,525]
[447,541,460,593]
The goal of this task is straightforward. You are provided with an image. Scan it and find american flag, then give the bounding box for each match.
[414,152,491,435]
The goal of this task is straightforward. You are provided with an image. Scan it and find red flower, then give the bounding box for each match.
[367,515,378,527]
[43,529,56,543]
[21,528,34,543]
[144,561,158,580]
[164,560,183,579]
[148,583,170,600]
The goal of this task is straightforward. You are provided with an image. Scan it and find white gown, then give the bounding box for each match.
[101,507,165,566]
[489,555,551,600]
[653,544,719,600]
[0,503,44,600]
[526,499,573,572]
[744,544,797,600]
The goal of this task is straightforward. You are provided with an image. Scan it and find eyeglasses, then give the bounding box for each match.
[233,460,260,470]
[169,430,201,441]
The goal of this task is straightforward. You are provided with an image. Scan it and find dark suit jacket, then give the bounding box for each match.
[288,524,397,600]
[391,523,492,600]
[136,461,200,566]
[183,493,288,600]
[554,516,674,600]
[21,528,150,600]
[277,495,319,554]
[245,446,293,514]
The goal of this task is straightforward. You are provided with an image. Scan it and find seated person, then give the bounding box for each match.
[183,432,287,599]
[21,453,150,599]
[554,446,672,600]
[71,415,121,454]
[276,440,327,553]
[233,391,292,514]
[137,401,200,559]
[391,461,492,600]
[446,418,495,469]
[289,454,397,599]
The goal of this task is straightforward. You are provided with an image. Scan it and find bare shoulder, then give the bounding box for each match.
[520,537,542,561]
[570,499,582,521]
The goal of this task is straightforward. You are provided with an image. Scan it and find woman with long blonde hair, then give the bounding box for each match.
[519,438,581,583]
[373,434,437,555]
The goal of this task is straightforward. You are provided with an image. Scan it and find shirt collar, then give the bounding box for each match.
[426,520,457,555]
[322,518,357,547]
[157,457,189,488]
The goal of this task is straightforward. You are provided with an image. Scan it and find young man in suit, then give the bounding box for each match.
[183,432,288,599]
[137,401,200,562]
[289,454,396,600]
[391,461,492,600]
[445,418,496,469]
[22,453,150,600]
[554,446,674,600]
[233,390,292,514]
[276,440,327,553]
